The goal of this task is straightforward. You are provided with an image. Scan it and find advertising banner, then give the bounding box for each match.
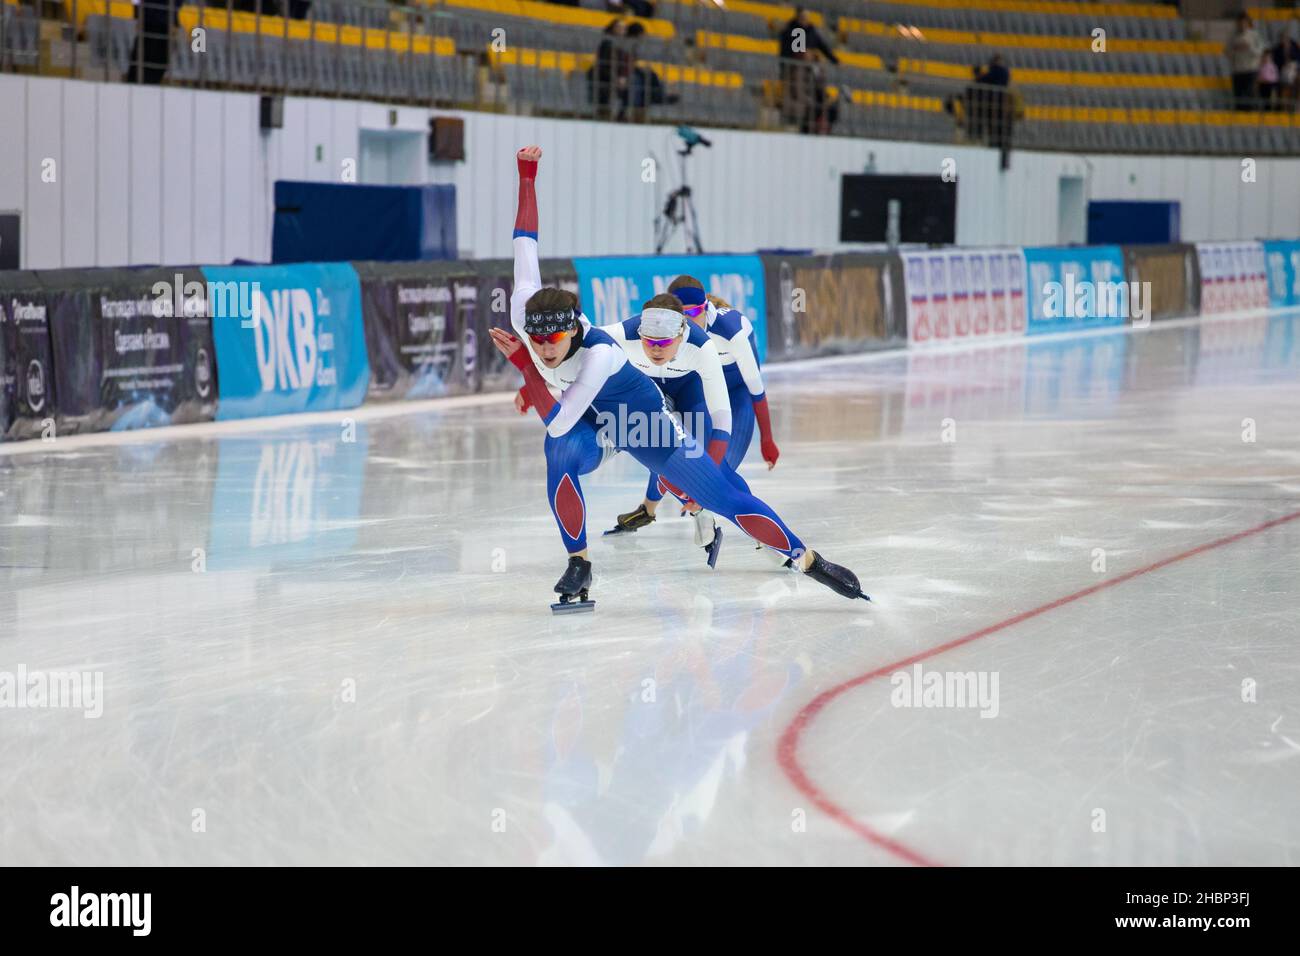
[355,260,479,401]
[1262,239,1300,310]
[0,269,55,441]
[573,254,768,361]
[202,262,369,420]
[903,248,1026,346]
[38,267,216,435]
[760,252,905,360]
[1195,241,1269,315]
[1121,243,1198,322]
[1022,245,1128,335]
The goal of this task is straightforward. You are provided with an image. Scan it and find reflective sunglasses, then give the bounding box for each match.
[682,304,706,318]
[528,330,569,345]
[642,335,677,349]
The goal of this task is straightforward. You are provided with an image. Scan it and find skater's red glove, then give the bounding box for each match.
[706,438,727,465]
[515,387,532,415]
[506,343,533,373]
[515,147,539,236]
[752,396,779,469]
[489,328,557,424]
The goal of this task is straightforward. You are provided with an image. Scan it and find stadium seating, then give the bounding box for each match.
[4,0,1299,155]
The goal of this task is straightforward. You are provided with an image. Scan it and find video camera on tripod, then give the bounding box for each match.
[655,126,712,254]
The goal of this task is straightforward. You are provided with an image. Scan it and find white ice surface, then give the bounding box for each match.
[1,312,1298,866]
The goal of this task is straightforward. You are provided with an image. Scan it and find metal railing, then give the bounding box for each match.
[2,0,1298,155]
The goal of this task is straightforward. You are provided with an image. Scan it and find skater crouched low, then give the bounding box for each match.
[490,144,870,613]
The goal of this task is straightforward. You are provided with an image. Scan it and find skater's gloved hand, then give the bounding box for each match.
[751,396,778,470]
[517,145,541,180]
[514,387,532,415]
[706,438,727,465]
[489,328,532,371]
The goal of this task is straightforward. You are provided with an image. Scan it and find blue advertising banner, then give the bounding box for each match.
[202,263,370,420]
[573,255,768,361]
[1022,246,1129,335]
[1262,239,1300,309]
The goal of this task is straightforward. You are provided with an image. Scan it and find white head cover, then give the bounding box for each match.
[640,307,686,340]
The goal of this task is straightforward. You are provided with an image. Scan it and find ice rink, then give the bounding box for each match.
[2,312,1298,866]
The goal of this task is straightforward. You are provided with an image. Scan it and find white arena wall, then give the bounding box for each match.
[2,73,1298,270]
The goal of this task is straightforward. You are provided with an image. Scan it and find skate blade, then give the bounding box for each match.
[602,525,636,536]
[703,526,723,569]
[551,599,596,614]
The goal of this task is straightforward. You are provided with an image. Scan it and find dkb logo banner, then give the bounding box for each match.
[203,263,370,420]
[574,255,767,361]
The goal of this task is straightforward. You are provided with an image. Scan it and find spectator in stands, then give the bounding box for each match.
[778,7,838,65]
[590,20,645,122]
[778,8,837,126]
[974,53,1010,88]
[1258,50,1280,110]
[798,50,839,135]
[966,55,1014,168]
[1227,14,1266,110]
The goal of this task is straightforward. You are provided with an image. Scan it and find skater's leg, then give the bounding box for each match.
[545,421,605,555]
[655,442,869,599]
[642,382,712,515]
[655,443,805,560]
[644,471,667,514]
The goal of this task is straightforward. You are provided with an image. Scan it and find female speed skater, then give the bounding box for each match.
[490,144,869,613]
[669,276,779,479]
[609,274,782,560]
[597,295,735,567]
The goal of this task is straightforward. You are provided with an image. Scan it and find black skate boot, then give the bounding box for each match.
[551,555,595,614]
[799,550,871,602]
[603,503,656,536]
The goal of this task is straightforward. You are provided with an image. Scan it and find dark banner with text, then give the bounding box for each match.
[355,260,480,401]
[760,252,905,360]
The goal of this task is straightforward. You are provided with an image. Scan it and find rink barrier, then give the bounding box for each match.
[1,266,216,440]
[0,269,55,441]
[1262,239,1300,310]
[354,259,481,401]
[760,251,906,360]
[1194,241,1270,316]
[900,247,1028,346]
[1023,245,1129,334]
[1119,243,1198,322]
[203,262,370,421]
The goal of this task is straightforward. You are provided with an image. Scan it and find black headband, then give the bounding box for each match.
[523,308,578,335]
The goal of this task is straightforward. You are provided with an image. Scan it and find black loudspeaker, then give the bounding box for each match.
[260,95,284,130]
[428,116,465,161]
[840,174,957,244]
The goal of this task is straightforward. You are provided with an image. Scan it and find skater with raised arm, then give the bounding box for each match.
[490,145,869,613]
